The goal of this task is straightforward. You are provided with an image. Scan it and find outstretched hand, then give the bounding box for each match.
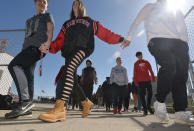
[39,42,50,54]
[121,39,130,50]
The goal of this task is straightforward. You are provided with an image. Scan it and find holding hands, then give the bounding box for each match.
[39,41,51,54]
[121,39,130,50]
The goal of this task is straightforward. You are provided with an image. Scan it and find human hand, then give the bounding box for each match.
[43,41,51,48]
[39,44,49,54]
[39,42,50,54]
[121,39,130,50]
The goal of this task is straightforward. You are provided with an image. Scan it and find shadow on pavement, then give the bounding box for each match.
[130,117,194,131]
[0,119,49,126]
[66,113,146,119]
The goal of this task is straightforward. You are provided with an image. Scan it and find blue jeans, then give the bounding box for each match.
[56,80,63,100]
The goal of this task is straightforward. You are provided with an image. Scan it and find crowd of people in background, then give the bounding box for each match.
[58,51,155,117]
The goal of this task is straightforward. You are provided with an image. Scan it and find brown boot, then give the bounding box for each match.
[38,100,66,122]
[81,99,94,117]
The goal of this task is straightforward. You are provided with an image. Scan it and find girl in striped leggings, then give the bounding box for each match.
[38,0,129,123]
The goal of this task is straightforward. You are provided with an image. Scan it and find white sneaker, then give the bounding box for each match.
[175,111,194,125]
[154,101,169,122]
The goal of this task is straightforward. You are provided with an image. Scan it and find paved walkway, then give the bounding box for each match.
[0,104,194,131]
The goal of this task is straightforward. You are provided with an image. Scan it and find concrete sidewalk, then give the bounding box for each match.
[0,104,194,131]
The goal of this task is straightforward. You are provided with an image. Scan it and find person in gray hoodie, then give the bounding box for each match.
[110,57,128,114]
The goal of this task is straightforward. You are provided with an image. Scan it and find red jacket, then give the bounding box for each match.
[134,59,156,85]
[49,19,123,54]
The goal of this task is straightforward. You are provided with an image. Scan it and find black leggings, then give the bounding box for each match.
[61,50,88,101]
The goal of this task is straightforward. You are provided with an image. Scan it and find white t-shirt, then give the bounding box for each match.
[127,1,189,43]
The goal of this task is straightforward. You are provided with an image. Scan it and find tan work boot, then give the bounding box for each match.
[81,99,94,117]
[38,99,66,122]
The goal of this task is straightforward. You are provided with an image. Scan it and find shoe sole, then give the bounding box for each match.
[20,113,33,118]
[5,104,35,119]
[82,103,94,118]
[39,117,66,123]
[154,113,169,123]
[20,114,33,117]
[154,104,169,123]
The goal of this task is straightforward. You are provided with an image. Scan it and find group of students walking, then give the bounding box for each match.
[103,52,155,116]
[4,0,194,125]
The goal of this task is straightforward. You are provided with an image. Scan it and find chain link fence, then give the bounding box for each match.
[0,31,24,96]
[184,0,194,101]
[0,39,13,95]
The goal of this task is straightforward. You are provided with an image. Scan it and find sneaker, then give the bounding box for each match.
[175,111,194,125]
[106,107,111,112]
[118,109,123,114]
[5,101,34,119]
[138,109,142,113]
[132,107,138,112]
[143,110,148,116]
[20,110,32,117]
[154,101,169,122]
[148,108,154,114]
[113,107,118,114]
[123,109,128,113]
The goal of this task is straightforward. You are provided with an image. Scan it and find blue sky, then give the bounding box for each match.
[0,0,192,98]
